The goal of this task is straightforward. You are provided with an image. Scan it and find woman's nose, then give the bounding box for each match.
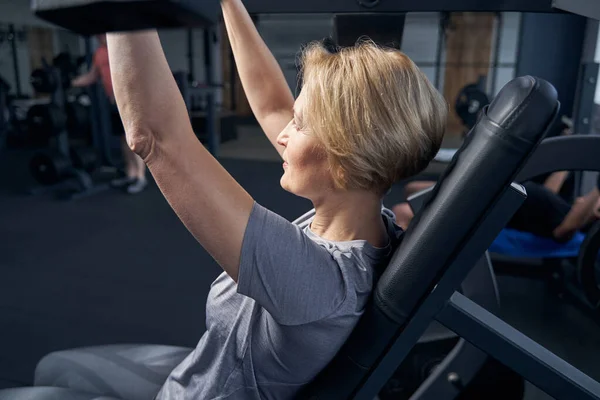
[277,123,291,146]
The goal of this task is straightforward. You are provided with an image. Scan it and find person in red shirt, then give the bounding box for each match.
[72,34,147,194]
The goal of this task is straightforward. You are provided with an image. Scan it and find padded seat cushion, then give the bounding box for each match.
[490,228,585,258]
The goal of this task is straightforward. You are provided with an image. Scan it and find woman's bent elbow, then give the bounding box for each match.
[126,128,156,161]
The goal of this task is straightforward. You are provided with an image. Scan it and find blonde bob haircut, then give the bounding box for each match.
[298,38,448,194]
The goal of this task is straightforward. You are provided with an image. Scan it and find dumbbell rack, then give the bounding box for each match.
[28,67,111,201]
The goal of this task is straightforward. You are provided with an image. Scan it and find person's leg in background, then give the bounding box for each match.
[392,181,575,240]
[542,124,573,195]
[110,103,148,194]
[126,148,148,194]
[507,181,600,241]
[121,137,138,180]
[552,186,600,239]
[508,181,573,241]
[110,103,137,187]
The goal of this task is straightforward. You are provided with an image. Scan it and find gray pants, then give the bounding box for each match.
[0,345,192,400]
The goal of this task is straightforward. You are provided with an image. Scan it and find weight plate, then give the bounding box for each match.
[30,151,71,185]
[70,147,99,172]
[455,84,490,129]
[576,220,600,309]
[30,68,57,93]
[27,104,67,139]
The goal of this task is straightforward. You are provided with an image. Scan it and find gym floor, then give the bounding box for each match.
[1,126,600,399]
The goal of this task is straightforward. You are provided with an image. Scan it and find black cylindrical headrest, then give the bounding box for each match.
[487,76,559,142]
[376,76,558,323]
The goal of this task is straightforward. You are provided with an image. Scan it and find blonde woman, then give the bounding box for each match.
[101,0,447,399]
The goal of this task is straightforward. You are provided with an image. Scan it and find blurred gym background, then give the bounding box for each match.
[2,2,600,399]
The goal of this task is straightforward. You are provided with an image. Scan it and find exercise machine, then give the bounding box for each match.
[414,106,600,317]
[30,0,600,28]
[1,73,585,399]
[409,136,600,318]
[173,68,237,153]
[27,60,114,200]
[492,135,600,315]
[0,1,594,400]
[455,77,489,133]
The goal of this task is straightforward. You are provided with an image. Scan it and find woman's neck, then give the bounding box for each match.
[310,191,388,247]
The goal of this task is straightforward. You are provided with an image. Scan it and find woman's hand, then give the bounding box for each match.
[71,66,98,88]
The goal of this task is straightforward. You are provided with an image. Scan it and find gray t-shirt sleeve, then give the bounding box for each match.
[237,202,347,326]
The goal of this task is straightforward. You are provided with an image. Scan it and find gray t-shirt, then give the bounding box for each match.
[157,202,403,400]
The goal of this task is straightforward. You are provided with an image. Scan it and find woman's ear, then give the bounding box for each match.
[332,163,347,190]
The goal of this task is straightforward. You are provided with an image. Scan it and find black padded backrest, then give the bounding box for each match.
[301,76,559,399]
[376,76,557,322]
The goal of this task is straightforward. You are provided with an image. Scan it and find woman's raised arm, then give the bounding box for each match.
[222,0,295,157]
[107,31,254,281]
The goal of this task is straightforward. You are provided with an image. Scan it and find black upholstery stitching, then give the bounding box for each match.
[501,76,537,129]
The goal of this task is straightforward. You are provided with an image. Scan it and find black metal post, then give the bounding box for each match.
[490,13,503,95]
[50,68,71,158]
[8,25,22,97]
[188,29,195,83]
[229,44,236,112]
[85,37,104,164]
[434,12,448,90]
[204,27,219,156]
[85,36,94,68]
[437,293,600,400]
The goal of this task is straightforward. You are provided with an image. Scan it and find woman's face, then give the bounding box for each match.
[277,90,334,200]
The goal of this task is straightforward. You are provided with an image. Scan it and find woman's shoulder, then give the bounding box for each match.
[256,204,403,266]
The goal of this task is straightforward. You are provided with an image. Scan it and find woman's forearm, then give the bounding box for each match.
[544,170,570,194]
[222,0,294,120]
[106,31,191,158]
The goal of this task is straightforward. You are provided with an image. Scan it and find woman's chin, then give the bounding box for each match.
[281,179,302,197]
[280,177,291,192]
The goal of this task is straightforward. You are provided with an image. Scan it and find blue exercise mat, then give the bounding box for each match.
[490,229,586,258]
